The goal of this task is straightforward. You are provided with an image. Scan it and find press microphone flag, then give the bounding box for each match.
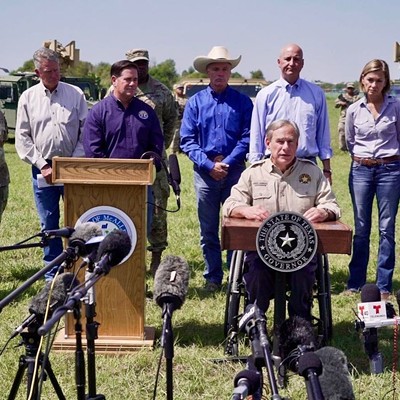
[357,283,387,326]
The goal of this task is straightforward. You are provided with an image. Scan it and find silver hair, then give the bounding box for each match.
[33,47,59,69]
[266,119,300,141]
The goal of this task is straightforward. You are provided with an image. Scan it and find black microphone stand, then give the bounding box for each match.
[38,271,108,399]
[161,303,175,400]
[7,322,66,400]
[84,264,105,399]
[253,309,282,400]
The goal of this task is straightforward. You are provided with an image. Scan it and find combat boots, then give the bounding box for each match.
[151,251,162,276]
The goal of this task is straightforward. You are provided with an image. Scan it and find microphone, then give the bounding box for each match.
[10,273,79,339]
[358,283,384,374]
[278,316,317,372]
[68,222,104,270]
[41,226,75,239]
[68,222,103,257]
[29,272,78,318]
[314,347,355,400]
[297,351,324,400]
[153,255,189,311]
[168,153,181,197]
[231,369,261,400]
[361,283,380,302]
[93,230,132,275]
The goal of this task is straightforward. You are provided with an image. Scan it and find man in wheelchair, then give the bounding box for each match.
[222,119,341,320]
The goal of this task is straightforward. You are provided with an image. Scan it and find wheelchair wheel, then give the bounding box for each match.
[314,253,333,345]
[224,250,246,356]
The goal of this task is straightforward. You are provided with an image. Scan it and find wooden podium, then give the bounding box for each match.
[51,157,155,352]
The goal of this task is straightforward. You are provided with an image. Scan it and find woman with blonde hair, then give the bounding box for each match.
[345,59,400,299]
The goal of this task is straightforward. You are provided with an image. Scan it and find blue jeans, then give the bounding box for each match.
[194,166,244,285]
[347,161,400,293]
[32,166,64,280]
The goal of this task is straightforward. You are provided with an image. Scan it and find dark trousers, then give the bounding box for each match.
[243,252,317,320]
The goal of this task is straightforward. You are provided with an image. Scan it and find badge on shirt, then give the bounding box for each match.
[138,110,149,120]
[299,173,311,184]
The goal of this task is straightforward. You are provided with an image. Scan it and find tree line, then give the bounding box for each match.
[15,59,346,91]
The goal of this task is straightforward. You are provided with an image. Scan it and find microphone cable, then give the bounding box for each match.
[141,151,181,213]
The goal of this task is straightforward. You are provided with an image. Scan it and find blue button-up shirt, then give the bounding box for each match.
[180,85,253,172]
[248,78,332,163]
[345,95,400,158]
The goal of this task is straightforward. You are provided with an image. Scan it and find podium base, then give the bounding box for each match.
[52,327,156,354]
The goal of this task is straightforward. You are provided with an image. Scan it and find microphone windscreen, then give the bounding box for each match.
[29,273,78,318]
[315,346,355,400]
[153,255,189,309]
[361,283,381,302]
[69,222,103,256]
[233,369,261,395]
[297,352,322,377]
[169,154,181,184]
[278,316,316,364]
[96,230,132,267]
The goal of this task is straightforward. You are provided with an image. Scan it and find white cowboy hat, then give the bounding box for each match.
[193,46,241,74]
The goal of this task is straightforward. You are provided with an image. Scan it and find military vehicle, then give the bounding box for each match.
[0,72,101,131]
[178,77,269,103]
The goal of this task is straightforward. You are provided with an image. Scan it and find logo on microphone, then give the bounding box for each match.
[76,206,137,259]
[256,211,318,272]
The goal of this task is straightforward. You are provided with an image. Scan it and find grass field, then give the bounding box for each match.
[0,97,399,399]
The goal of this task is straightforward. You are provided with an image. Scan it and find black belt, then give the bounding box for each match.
[352,155,400,167]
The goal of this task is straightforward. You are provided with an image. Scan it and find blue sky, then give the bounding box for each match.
[1,0,400,83]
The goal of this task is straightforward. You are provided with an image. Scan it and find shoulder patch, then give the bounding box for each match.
[138,110,149,120]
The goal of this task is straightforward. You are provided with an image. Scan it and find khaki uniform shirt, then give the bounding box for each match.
[223,158,341,219]
[335,92,359,123]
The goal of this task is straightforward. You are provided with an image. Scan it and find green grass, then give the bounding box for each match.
[0,98,399,399]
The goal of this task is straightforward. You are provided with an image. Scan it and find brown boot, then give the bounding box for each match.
[151,251,162,276]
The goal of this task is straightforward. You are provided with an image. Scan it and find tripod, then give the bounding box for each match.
[8,328,66,400]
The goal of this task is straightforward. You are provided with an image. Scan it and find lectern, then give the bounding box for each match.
[51,157,155,352]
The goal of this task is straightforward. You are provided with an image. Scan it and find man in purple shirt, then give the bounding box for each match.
[84,60,163,160]
[180,46,253,292]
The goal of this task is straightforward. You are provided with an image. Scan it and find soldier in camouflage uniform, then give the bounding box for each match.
[126,49,178,274]
[171,83,187,154]
[335,82,359,151]
[0,111,10,224]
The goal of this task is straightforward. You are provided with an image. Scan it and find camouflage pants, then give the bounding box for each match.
[0,185,8,224]
[338,121,347,151]
[147,168,170,252]
[171,121,182,153]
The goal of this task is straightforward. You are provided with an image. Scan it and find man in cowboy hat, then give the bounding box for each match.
[335,82,359,151]
[180,46,253,292]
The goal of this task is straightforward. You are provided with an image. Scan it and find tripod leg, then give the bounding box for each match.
[42,358,67,400]
[7,355,28,400]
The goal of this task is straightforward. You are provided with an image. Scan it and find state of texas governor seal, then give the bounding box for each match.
[256,211,318,272]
